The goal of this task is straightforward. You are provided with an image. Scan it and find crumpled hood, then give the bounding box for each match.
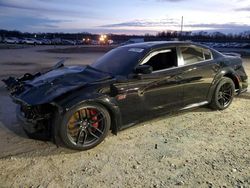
[16,65,111,105]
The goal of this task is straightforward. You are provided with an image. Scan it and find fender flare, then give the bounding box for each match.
[51,93,122,137]
[207,68,240,102]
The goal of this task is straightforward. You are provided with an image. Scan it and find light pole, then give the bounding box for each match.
[180,16,184,38]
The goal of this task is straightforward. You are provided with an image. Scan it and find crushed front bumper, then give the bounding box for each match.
[16,106,38,133]
[16,102,52,134]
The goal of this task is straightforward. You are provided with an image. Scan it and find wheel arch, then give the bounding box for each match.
[223,73,240,91]
[207,68,240,102]
[96,100,121,135]
[53,94,121,135]
[209,76,235,110]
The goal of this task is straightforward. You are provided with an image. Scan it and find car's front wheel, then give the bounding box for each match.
[210,77,235,110]
[56,103,111,150]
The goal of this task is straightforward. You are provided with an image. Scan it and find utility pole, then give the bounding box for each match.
[180,16,184,39]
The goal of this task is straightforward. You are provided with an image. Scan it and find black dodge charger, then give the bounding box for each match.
[3,41,248,150]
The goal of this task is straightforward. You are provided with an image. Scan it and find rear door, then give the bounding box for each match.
[177,45,219,106]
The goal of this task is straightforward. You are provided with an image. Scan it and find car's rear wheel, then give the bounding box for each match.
[57,103,111,150]
[210,77,235,110]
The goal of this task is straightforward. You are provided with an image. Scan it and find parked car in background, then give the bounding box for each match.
[75,40,83,45]
[33,39,43,45]
[40,39,51,45]
[91,40,99,45]
[21,38,36,45]
[2,41,248,150]
[51,38,62,45]
[61,39,76,45]
[3,37,20,44]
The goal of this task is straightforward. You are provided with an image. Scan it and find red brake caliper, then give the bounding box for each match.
[90,109,99,128]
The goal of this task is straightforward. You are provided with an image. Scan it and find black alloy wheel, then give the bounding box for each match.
[210,77,235,110]
[58,103,111,150]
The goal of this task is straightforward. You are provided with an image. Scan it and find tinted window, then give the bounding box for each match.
[180,47,204,65]
[143,48,177,72]
[92,47,145,76]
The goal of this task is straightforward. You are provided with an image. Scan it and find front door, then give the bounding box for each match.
[140,68,184,113]
[113,47,184,126]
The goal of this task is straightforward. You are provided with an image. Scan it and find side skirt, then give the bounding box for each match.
[180,101,209,110]
[119,101,210,132]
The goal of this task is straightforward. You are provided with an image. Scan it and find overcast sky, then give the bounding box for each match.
[0,0,250,34]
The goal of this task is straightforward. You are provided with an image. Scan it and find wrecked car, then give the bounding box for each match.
[3,41,248,150]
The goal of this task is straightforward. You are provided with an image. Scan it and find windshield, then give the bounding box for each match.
[91,46,145,76]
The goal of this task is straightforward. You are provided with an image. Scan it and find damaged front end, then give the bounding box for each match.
[3,73,41,97]
[2,61,112,137]
[3,72,57,137]
[17,104,55,137]
[2,61,65,136]
[2,60,64,97]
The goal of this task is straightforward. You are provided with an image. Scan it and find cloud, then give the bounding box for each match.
[0,0,93,18]
[0,2,40,12]
[186,23,250,29]
[235,6,250,11]
[0,16,69,31]
[157,0,187,2]
[143,0,187,2]
[101,19,179,28]
[184,23,250,33]
[0,1,62,13]
[100,19,250,34]
[0,0,95,31]
[0,0,249,34]
[101,20,250,30]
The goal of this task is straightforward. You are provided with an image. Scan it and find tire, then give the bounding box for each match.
[55,103,111,150]
[210,77,235,110]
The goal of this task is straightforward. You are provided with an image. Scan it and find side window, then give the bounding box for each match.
[180,46,213,66]
[142,48,177,72]
[180,47,204,65]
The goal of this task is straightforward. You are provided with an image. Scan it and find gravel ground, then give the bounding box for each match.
[0,46,250,188]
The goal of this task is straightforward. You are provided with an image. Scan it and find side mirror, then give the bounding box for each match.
[135,65,153,74]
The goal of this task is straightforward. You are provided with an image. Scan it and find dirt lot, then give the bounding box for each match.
[0,45,250,188]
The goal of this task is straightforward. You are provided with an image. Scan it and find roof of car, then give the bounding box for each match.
[122,41,205,50]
